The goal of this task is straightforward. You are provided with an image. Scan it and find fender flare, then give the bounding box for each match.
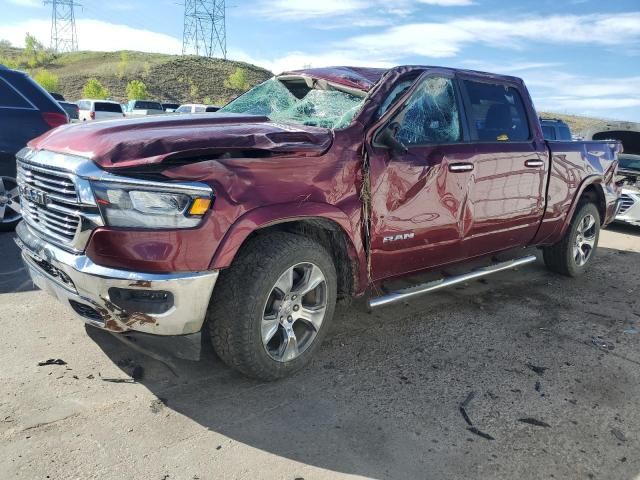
[558,175,605,238]
[209,201,363,270]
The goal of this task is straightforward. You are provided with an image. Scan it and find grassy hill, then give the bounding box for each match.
[537,111,610,135]
[0,47,273,105]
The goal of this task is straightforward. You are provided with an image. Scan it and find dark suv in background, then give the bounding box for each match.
[0,64,68,230]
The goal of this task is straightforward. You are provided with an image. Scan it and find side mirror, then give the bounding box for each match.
[377,122,408,155]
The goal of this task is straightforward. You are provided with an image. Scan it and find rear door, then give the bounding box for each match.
[457,76,548,257]
[366,71,473,280]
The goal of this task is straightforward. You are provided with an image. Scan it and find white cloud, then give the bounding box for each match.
[229,48,394,74]
[7,0,42,7]
[257,0,473,21]
[1,18,182,54]
[418,0,474,5]
[258,0,367,19]
[345,12,640,59]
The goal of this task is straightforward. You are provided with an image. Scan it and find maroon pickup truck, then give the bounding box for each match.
[15,66,621,380]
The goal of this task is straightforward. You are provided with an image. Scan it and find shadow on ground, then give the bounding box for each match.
[0,232,34,294]
[84,246,640,480]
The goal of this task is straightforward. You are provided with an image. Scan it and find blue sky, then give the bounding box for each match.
[2,0,640,121]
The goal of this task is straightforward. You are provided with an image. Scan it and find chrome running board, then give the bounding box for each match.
[368,255,538,309]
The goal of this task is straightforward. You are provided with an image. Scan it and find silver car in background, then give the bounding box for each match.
[616,154,640,227]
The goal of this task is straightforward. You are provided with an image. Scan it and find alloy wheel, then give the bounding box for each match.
[261,262,328,362]
[0,177,21,224]
[573,213,597,266]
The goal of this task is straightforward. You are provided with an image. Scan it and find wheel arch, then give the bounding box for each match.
[559,176,606,238]
[210,203,365,298]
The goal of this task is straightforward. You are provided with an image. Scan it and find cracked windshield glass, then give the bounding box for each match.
[219,78,364,129]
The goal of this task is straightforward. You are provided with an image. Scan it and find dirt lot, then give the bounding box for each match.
[1,225,639,480]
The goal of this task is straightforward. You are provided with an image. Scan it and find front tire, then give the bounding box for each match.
[208,232,337,380]
[543,202,600,277]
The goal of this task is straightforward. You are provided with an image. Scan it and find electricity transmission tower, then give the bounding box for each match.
[43,0,79,53]
[182,0,227,59]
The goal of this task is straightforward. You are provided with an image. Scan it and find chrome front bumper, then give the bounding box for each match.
[15,221,219,335]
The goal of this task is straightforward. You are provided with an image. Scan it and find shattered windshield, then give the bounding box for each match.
[220,78,364,129]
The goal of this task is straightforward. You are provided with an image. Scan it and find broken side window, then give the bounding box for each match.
[390,77,462,146]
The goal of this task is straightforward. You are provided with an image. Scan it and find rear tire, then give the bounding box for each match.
[543,202,600,277]
[207,232,337,380]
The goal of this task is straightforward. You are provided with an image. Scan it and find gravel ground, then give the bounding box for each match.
[1,224,639,480]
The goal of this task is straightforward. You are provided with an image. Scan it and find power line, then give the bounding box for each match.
[182,0,226,59]
[43,0,80,53]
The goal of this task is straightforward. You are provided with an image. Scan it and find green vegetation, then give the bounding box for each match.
[34,69,59,93]
[0,48,272,105]
[117,51,129,79]
[83,78,110,99]
[0,34,55,69]
[126,79,149,100]
[224,67,251,91]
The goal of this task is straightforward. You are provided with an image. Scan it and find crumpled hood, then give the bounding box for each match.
[28,113,333,169]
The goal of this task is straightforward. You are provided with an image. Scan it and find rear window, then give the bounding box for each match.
[134,101,162,110]
[463,80,530,142]
[95,102,123,113]
[0,78,32,109]
[542,126,556,140]
[558,126,572,141]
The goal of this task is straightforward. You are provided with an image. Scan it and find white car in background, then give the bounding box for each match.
[124,100,166,116]
[175,103,207,113]
[616,154,640,227]
[77,99,125,122]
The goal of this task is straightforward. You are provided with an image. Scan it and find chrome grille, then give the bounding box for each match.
[619,194,635,214]
[17,162,78,203]
[17,160,81,247]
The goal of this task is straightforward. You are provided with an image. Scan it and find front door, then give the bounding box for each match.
[366,73,473,281]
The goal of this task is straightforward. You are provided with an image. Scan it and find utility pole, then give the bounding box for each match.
[43,0,79,53]
[182,0,227,59]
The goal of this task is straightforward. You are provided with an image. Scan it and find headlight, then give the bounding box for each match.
[91,181,213,229]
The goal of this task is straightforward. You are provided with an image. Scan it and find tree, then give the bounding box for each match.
[34,70,59,93]
[83,78,109,99]
[126,79,149,100]
[24,33,52,68]
[224,68,250,91]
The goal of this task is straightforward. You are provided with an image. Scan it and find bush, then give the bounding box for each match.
[83,78,109,99]
[126,79,149,100]
[34,70,59,93]
[224,68,250,91]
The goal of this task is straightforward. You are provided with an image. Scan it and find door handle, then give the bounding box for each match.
[448,162,474,173]
[525,159,545,168]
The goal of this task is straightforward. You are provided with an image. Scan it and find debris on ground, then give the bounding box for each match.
[460,407,473,426]
[519,418,551,428]
[535,381,541,392]
[459,391,475,426]
[37,359,67,366]
[591,336,615,351]
[102,378,136,384]
[467,427,495,440]
[526,363,547,375]
[611,428,626,442]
